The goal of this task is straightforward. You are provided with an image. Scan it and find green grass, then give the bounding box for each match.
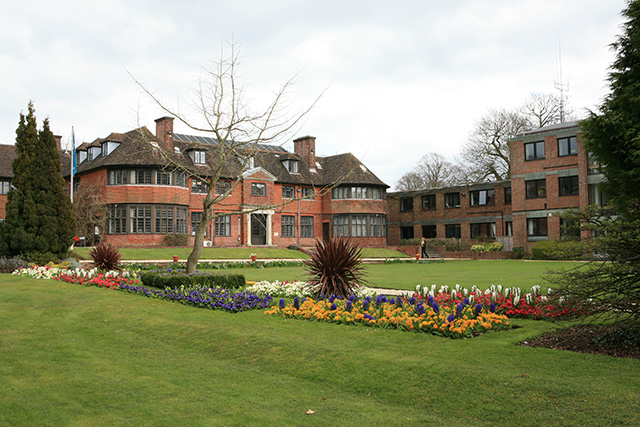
[71,246,409,260]
[238,260,585,291]
[1,275,638,426]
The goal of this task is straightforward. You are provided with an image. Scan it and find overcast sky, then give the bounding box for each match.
[0,0,627,188]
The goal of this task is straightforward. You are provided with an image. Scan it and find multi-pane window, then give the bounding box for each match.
[134,170,152,184]
[251,182,266,196]
[215,215,231,236]
[332,214,387,238]
[525,141,545,160]
[505,187,512,204]
[282,185,295,199]
[422,194,436,210]
[559,176,579,196]
[108,206,127,234]
[130,206,152,234]
[192,150,206,165]
[175,207,187,234]
[155,206,175,234]
[282,215,295,237]
[527,218,548,237]
[192,179,208,194]
[0,180,10,195]
[351,215,368,237]
[470,223,496,239]
[301,216,314,238]
[445,192,460,208]
[108,169,128,185]
[332,186,383,199]
[445,224,461,238]
[215,181,230,195]
[400,226,414,240]
[156,171,173,185]
[422,225,437,238]
[283,160,299,173]
[470,189,495,206]
[400,197,414,212]
[191,211,203,235]
[175,172,188,188]
[301,187,314,199]
[558,136,578,157]
[505,221,513,237]
[526,179,547,198]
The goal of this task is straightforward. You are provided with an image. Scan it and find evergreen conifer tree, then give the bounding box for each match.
[0,102,75,257]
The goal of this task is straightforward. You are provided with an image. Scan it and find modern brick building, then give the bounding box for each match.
[389,121,603,254]
[21,116,388,248]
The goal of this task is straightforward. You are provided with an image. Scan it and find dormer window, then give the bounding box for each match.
[283,159,299,174]
[191,150,206,165]
[78,150,87,164]
[102,141,120,156]
[87,146,102,161]
[247,157,255,169]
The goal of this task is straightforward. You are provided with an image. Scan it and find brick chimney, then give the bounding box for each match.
[155,116,174,151]
[54,135,62,151]
[294,136,316,172]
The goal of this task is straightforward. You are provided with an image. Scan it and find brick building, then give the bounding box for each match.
[388,121,603,254]
[17,116,388,248]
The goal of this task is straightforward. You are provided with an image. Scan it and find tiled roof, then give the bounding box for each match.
[0,144,71,179]
[74,127,388,188]
[0,145,17,178]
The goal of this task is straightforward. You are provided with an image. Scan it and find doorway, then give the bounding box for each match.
[251,213,267,245]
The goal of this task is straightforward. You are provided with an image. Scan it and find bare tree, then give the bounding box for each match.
[520,92,575,128]
[459,109,529,182]
[458,93,571,183]
[133,41,325,273]
[73,181,106,246]
[395,152,462,191]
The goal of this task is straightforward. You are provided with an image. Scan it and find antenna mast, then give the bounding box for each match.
[554,38,569,123]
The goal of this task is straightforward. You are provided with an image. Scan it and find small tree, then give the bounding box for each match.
[73,181,106,246]
[0,102,75,257]
[134,41,325,273]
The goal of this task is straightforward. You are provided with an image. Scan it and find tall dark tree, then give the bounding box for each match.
[0,102,75,257]
[581,0,640,214]
[551,1,640,325]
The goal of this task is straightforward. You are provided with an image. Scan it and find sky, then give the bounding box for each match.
[0,0,628,189]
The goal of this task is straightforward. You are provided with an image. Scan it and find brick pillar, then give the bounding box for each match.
[155,117,174,151]
[294,136,316,171]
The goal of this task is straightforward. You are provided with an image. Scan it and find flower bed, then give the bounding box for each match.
[118,284,273,313]
[412,284,588,319]
[265,294,510,338]
[245,280,378,299]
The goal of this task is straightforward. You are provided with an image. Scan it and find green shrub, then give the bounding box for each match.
[531,240,587,260]
[470,242,504,252]
[21,251,64,265]
[511,247,525,259]
[162,234,189,247]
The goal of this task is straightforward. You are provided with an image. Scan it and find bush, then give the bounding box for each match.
[511,247,525,259]
[0,256,28,273]
[470,242,504,252]
[399,238,421,246]
[89,243,122,271]
[162,233,189,247]
[21,251,64,265]
[140,272,246,290]
[531,240,587,260]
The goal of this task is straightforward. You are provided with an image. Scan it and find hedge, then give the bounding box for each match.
[140,272,246,290]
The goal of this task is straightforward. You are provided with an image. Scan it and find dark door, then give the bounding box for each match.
[323,222,330,241]
[251,213,267,245]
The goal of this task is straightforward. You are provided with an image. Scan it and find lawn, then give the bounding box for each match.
[237,260,585,291]
[1,275,638,426]
[71,246,409,260]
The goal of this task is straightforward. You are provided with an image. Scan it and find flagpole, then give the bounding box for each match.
[70,126,76,203]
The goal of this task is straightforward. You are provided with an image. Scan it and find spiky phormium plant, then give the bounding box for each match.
[304,237,367,299]
[89,243,122,271]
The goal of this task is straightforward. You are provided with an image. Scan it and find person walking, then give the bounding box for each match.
[420,237,429,259]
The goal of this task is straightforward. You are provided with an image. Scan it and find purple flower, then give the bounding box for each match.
[417,304,425,315]
[396,298,403,308]
[279,298,285,309]
[463,297,470,306]
[432,302,440,315]
[330,303,337,311]
[363,301,370,312]
[329,294,336,303]
[489,302,496,313]
[447,313,455,323]
[293,297,299,310]
[409,297,416,305]
[427,295,434,307]
[346,301,353,312]
[475,303,483,316]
